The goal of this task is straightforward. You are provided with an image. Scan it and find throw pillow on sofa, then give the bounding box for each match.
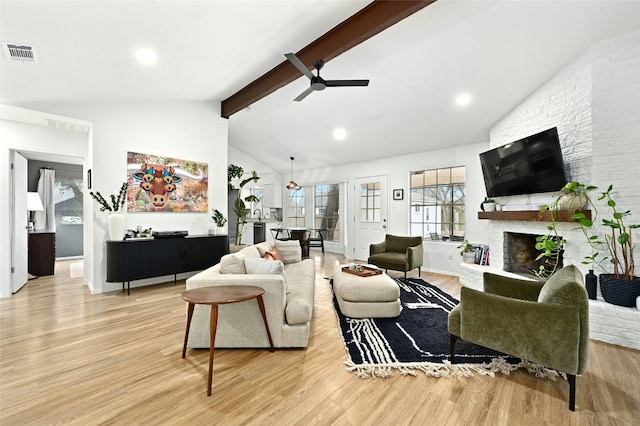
[264,246,285,262]
[275,240,302,264]
[244,257,290,293]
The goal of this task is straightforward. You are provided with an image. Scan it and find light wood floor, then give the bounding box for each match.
[1,253,638,425]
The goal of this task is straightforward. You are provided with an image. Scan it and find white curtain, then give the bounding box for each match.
[34,168,56,232]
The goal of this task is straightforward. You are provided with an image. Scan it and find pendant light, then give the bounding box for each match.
[286,156,300,190]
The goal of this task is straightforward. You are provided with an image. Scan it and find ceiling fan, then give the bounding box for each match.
[285,53,369,102]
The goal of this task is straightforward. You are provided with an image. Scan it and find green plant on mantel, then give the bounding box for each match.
[534,181,596,279]
[89,182,129,212]
[228,164,260,245]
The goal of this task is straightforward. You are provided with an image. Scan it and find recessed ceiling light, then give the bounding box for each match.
[135,48,157,66]
[455,93,471,106]
[333,128,347,140]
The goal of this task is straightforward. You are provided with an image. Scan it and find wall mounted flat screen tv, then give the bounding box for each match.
[479,127,567,197]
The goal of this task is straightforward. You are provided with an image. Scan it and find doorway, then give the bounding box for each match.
[353,175,388,261]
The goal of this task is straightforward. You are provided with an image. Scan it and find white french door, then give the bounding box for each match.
[353,175,388,261]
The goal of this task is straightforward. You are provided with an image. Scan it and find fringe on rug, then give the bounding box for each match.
[344,357,564,381]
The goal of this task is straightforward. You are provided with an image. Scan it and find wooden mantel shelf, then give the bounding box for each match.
[478,210,591,222]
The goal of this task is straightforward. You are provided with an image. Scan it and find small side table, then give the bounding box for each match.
[181,285,274,396]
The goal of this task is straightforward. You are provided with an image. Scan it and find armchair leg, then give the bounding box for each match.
[449,334,458,363]
[404,271,407,279]
[568,374,576,411]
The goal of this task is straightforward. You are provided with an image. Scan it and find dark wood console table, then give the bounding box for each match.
[28,231,56,276]
[106,235,229,295]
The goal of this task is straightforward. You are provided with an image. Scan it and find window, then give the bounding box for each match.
[287,188,305,227]
[314,184,340,242]
[360,182,381,222]
[410,166,465,240]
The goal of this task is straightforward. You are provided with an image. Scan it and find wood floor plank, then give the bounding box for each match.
[1,254,638,425]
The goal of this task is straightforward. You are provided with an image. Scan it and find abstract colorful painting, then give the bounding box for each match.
[126,151,208,212]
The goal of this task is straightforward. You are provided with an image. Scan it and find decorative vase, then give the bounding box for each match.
[599,274,640,307]
[108,212,126,241]
[559,193,587,211]
[585,269,597,300]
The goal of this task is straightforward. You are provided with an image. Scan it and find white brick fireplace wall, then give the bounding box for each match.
[461,30,640,350]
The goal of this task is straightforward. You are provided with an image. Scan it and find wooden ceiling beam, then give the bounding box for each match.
[221,0,436,118]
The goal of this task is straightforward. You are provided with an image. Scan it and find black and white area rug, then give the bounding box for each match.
[333,277,564,380]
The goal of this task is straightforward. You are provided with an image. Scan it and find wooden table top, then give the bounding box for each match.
[181,285,265,305]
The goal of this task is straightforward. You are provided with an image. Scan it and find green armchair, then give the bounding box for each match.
[368,234,423,278]
[448,265,589,411]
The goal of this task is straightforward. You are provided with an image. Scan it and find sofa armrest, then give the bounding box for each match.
[370,241,387,256]
[459,287,582,373]
[483,272,544,301]
[407,244,424,269]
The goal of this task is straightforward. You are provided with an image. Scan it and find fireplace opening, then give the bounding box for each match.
[503,232,563,279]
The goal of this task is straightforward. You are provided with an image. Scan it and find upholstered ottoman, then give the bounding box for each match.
[332,264,401,318]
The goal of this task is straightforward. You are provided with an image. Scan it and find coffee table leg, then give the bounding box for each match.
[182,303,195,358]
[256,295,274,352]
[207,304,219,396]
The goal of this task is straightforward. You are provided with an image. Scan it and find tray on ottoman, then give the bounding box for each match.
[341,265,382,277]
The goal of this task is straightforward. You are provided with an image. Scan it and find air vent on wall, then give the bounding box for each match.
[2,42,38,63]
[46,118,90,134]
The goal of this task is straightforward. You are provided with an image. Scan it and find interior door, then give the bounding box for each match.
[11,151,28,292]
[353,175,388,261]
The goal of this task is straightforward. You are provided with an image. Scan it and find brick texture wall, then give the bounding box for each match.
[477,30,640,349]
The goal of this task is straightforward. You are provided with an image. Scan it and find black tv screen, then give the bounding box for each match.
[479,127,567,197]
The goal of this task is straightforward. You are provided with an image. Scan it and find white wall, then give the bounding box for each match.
[4,101,228,294]
[1,108,89,297]
[228,145,282,186]
[286,141,490,274]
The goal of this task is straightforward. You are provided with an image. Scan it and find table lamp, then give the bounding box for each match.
[27,192,44,231]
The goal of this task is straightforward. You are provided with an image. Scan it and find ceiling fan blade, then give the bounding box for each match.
[325,79,370,87]
[285,53,314,80]
[293,86,315,102]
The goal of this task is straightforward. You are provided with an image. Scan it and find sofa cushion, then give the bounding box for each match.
[254,241,274,257]
[275,240,302,264]
[244,257,289,293]
[220,253,247,274]
[264,246,285,262]
[537,265,584,306]
[238,245,261,259]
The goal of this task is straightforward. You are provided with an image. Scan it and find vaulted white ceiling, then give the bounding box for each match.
[2,1,638,174]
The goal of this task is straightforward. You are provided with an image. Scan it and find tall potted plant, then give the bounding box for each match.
[228,164,260,245]
[573,185,639,307]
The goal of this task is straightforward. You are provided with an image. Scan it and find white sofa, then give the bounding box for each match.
[185,240,315,348]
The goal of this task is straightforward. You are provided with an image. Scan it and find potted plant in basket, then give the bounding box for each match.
[572,184,640,307]
[228,164,260,245]
[211,209,227,235]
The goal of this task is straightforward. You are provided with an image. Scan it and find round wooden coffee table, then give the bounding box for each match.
[181,285,274,396]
